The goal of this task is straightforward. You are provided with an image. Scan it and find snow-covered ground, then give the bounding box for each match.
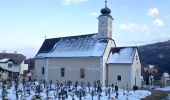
[0,81,151,100]
[155,86,170,91]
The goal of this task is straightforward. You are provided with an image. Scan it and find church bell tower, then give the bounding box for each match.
[98,0,114,39]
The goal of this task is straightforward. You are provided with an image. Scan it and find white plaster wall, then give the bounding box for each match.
[0,61,20,72]
[101,40,116,86]
[98,16,113,39]
[131,49,142,88]
[34,58,46,80]
[35,57,101,84]
[108,64,132,89]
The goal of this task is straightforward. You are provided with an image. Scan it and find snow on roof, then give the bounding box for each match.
[149,65,154,68]
[0,53,26,64]
[0,58,11,62]
[36,34,109,58]
[163,72,169,77]
[107,47,136,64]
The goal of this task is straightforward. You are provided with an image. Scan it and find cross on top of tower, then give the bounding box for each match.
[105,0,107,8]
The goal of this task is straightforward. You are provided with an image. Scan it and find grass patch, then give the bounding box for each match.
[142,90,170,100]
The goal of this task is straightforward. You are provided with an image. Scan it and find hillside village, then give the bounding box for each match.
[0,0,170,100]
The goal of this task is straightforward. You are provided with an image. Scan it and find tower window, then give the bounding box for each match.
[61,68,65,77]
[80,69,85,78]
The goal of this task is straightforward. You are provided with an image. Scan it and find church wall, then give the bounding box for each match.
[101,40,116,86]
[36,57,101,84]
[34,58,46,80]
[131,49,142,88]
[107,64,132,89]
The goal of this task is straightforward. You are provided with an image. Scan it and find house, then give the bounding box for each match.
[161,72,170,86]
[143,65,158,85]
[0,51,28,80]
[34,1,141,89]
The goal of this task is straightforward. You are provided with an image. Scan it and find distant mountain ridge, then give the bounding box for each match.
[138,40,170,78]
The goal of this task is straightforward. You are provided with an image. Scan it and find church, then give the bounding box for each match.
[34,1,141,89]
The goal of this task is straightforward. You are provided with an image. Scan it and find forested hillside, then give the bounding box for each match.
[138,40,170,78]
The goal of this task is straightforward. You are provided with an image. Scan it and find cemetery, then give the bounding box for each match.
[0,79,151,100]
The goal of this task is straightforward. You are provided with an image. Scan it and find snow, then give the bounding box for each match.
[36,35,108,58]
[0,81,151,100]
[150,75,154,78]
[107,48,135,64]
[163,72,170,77]
[34,81,39,86]
[0,58,10,62]
[155,86,170,91]
[149,65,154,68]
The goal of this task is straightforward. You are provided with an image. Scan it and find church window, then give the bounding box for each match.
[61,68,65,77]
[117,75,121,81]
[8,63,12,68]
[136,55,138,61]
[80,69,85,78]
[42,67,44,75]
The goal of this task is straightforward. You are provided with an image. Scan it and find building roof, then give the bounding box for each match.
[36,33,110,58]
[0,53,26,65]
[107,47,136,64]
[163,72,169,77]
[149,65,154,68]
[0,58,15,63]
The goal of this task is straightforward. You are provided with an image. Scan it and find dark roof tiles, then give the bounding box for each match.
[0,53,26,65]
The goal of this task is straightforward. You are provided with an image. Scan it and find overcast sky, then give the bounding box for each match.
[0,0,170,58]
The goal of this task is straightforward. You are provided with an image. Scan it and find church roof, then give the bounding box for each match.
[107,47,136,64]
[36,33,109,58]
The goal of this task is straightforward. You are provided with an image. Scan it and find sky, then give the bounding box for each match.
[0,0,170,58]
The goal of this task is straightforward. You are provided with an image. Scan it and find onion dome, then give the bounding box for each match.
[100,0,111,15]
[101,7,111,15]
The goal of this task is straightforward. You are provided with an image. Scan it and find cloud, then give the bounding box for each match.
[147,7,159,16]
[62,0,87,6]
[120,23,138,30]
[119,23,149,31]
[153,19,165,26]
[90,12,98,16]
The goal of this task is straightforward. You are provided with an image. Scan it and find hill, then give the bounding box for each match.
[138,40,170,79]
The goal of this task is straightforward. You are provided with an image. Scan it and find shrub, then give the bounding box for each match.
[133,85,138,91]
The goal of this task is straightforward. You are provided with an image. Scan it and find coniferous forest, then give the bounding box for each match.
[138,40,170,79]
